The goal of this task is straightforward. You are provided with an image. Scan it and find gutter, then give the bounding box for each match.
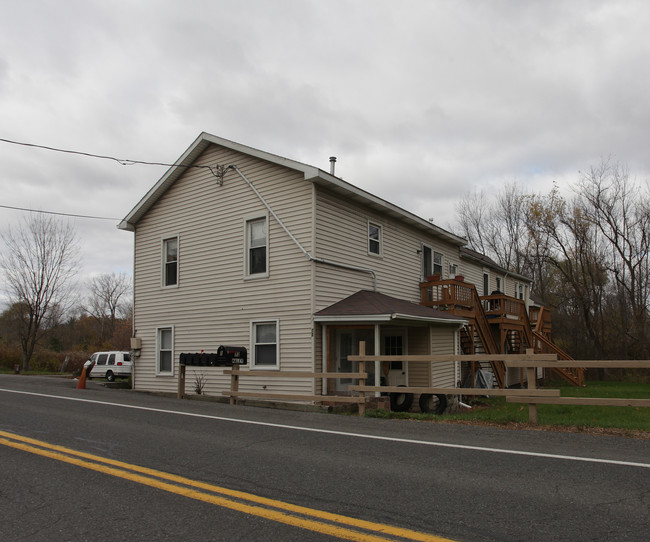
[228,165,378,291]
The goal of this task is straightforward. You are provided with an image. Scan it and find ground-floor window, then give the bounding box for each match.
[251,320,279,369]
[156,326,174,375]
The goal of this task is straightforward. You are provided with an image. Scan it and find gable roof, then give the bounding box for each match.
[118,132,466,246]
[314,290,466,324]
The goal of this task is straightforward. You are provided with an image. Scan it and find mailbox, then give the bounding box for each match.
[180,346,247,367]
[217,345,247,365]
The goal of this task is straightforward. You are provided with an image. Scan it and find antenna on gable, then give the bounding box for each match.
[214,164,228,186]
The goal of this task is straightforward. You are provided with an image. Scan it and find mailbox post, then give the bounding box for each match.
[178,346,247,400]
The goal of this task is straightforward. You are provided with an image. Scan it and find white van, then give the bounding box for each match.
[84,351,132,381]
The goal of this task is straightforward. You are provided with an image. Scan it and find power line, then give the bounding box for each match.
[0,204,120,221]
[0,137,219,176]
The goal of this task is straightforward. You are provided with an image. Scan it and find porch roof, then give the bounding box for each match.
[314,290,466,324]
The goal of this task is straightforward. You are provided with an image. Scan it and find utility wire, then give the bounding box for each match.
[0,137,219,176]
[0,204,120,221]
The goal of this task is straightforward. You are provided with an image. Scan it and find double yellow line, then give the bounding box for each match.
[0,430,454,542]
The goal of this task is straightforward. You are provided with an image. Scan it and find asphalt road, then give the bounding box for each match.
[1,375,648,541]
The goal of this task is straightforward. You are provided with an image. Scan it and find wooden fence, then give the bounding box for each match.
[179,345,650,424]
[504,358,650,423]
[347,343,559,415]
[221,365,369,406]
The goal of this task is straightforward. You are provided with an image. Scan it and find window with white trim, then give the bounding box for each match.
[157,326,174,375]
[163,237,178,287]
[368,222,382,256]
[449,263,458,278]
[251,320,279,368]
[246,217,268,277]
[433,251,443,276]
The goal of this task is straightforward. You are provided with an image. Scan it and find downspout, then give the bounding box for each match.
[228,165,377,291]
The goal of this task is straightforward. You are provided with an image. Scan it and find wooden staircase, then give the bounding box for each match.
[420,278,584,387]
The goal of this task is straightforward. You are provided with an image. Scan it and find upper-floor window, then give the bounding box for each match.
[496,277,502,292]
[368,222,382,256]
[246,217,268,277]
[433,251,443,276]
[422,245,443,279]
[449,263,458,278]
[251,320,279,369]
[163,237,178,287]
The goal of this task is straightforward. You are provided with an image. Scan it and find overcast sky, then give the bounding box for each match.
[2,0,650,304]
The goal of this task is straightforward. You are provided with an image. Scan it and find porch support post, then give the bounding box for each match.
[321,325,328,396]
[358,341,366,416]
[374,324,381,397]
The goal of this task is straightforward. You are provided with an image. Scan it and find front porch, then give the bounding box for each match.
[314,290,466,403]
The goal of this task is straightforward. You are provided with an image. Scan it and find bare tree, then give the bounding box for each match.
[86,272,132,343]
[456,182,530,274]
[0,214,79,370]
[534,196,610,358]
[578,160,650,358]
[456,188,490,256]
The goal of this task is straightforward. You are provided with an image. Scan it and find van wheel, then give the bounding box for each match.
[390,386,413,412]
[106,371,115,382]
[419,393,447,415]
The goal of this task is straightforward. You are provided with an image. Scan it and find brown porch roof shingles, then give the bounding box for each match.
[314,290,463,322]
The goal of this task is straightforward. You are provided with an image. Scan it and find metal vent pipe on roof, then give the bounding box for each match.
[329,156,336,175]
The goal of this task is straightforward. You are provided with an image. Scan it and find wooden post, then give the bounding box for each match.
[526,348,538,424]
[230,364,240,405]
[177,364,186,399]
[358,341,367,416]
[471,360,476,388]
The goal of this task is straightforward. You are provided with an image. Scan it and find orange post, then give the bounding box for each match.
[76,364,92,389]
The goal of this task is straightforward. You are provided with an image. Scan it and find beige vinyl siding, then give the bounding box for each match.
[133,144,316,395]
[430,326,456,388]
[460,263,484,294]
[407,326,431,387]
[314,188,462,310]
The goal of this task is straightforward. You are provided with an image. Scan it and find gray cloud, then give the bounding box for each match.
[1,0,650,303]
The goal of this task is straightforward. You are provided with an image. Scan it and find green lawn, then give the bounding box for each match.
[367,381,650,432]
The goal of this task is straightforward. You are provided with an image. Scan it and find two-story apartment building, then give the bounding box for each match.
[119,132,558,404]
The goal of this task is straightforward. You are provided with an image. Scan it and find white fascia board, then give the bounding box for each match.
[118,132,320,231]
[313,314,467,325]
[308,170,466,246]
[390,313,468,325]
[313,315,394,323]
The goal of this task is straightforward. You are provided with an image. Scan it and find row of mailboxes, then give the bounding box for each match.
[180,346,247,367]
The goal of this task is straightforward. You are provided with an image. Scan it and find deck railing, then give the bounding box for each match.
[529,305,552,335]
[419,277,583,386]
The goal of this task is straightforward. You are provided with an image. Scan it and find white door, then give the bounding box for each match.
[382,330,407,386]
